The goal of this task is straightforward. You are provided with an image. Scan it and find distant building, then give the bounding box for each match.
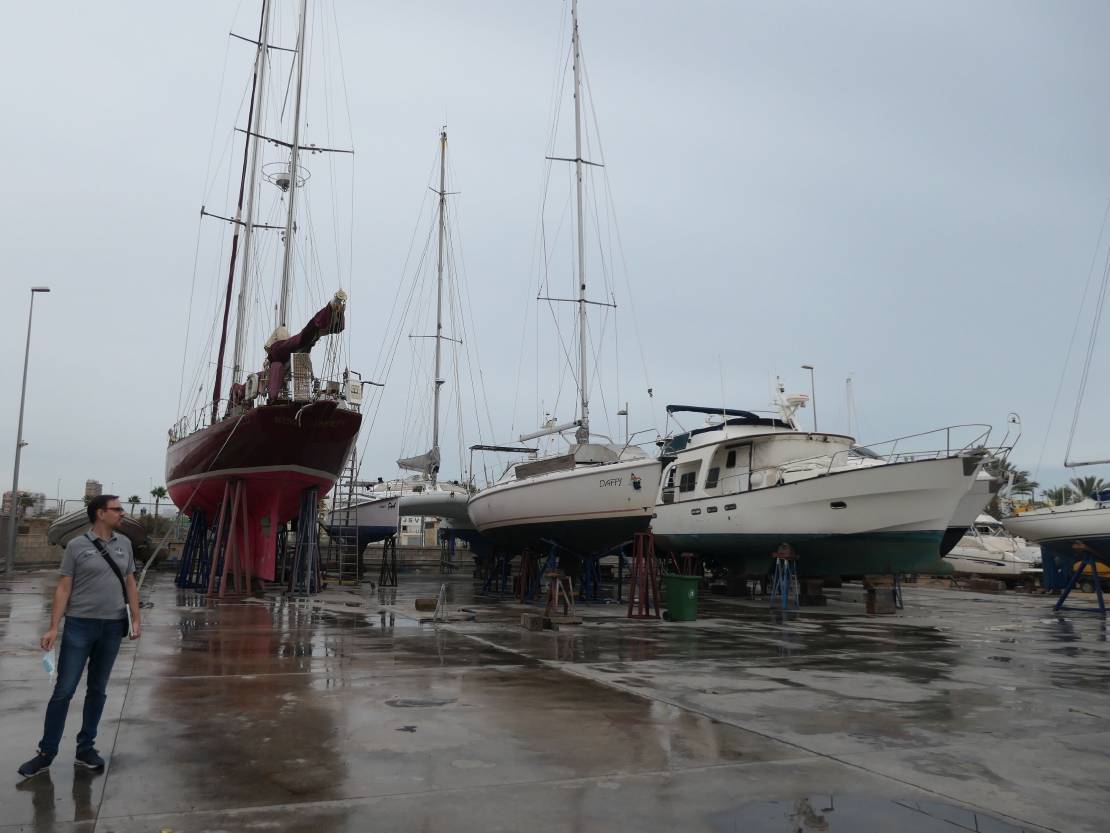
[84,480,103,500]
[2,490,47,517]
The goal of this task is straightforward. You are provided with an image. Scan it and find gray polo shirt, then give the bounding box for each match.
[59,531,135,620]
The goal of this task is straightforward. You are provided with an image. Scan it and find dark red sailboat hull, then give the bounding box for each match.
[165,401,360,581]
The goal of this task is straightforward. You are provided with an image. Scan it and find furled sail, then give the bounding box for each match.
[397,447,440,475]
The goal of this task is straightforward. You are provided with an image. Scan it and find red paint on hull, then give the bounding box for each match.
[165,401,360,580]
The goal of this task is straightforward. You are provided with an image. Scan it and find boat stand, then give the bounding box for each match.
[769,544,799,611]
[480,550,513,595]
[626,532,662,619]
[517,548,543,603]
[1053,542,1107,615]
[288,487,322,595]
[616,543,629,603]
[202,481,254,598]
[379,535,398,587]
[537,538,614,603]
[175,509,211,589]
[580,556,603,602]
[545,572,576,618]
[439,531,457,574]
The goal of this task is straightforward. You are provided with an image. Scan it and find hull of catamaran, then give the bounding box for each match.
[468,457,662,555]
[325,495,400,554]
[653,456,981,577]
[1000,501,1110,547]
[166,401,361,581]
[398,489,475,528]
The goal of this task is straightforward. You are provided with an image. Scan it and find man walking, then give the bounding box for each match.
[18,494,141,778]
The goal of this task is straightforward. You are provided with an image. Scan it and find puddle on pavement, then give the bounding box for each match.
[385,696,458,708]
[710,794,1030,832]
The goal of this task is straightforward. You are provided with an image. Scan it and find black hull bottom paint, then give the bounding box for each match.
[478,515,652,557]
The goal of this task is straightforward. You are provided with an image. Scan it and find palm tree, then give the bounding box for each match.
[1068,476,1106,501]
[1043,486,1072,506]
[985,458,1039,494]
[17,494,35,518]
[150,486,168,522]
[127,494,141,516]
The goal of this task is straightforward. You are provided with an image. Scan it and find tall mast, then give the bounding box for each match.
[231,0,274,386]
[431,128,447,485]
[278,0,309,329]
[571,0,590,444]
[209,0,269,425]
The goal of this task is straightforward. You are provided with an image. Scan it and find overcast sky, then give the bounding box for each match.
[3,0,1110,507]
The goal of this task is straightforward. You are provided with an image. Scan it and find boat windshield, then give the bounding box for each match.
[850,446,883,460]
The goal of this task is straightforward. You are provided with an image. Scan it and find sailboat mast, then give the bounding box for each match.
[231,0,274,387]
[431,129,447,485]
[209,0,269,425]
[278,0,309,329]
[571,0,590,444]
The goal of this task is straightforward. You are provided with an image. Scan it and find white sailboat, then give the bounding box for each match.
[1000,222,1110,551]
[326,130,479,549]
[467,0,661,555]
[1001,494,1110,547]
[651,399,988,577]
[390,129,482,540]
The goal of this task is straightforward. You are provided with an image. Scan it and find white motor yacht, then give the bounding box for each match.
[945,514,1041,581]
[651,404,987,577]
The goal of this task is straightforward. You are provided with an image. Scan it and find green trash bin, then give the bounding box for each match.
[663,574,700,621]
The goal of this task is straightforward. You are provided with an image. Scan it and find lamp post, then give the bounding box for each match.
[7,286,51,574]
[801,364,817,433]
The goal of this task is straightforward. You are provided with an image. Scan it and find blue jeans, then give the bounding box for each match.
[38,617,126,758]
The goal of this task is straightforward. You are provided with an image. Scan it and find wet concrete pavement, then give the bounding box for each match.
[0,570,1104,832]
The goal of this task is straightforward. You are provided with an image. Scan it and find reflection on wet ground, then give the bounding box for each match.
[0,571,1104,831]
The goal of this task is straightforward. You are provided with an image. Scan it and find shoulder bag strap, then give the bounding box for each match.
[89,537,129,603]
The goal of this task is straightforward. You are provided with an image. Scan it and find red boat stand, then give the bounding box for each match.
[626,532,661,619]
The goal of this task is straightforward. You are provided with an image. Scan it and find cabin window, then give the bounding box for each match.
[726,450,737,468]
[705,467,720,489]
[679,471,697,493]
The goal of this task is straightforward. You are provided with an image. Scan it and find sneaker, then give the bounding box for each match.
[18,752,53,779]
[74,748,105,772]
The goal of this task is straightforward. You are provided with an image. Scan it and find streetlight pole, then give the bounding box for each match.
[801,364,817,433]
[7,286,50,574]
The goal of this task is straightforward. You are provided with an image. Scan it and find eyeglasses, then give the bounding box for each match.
[104,507,125,514]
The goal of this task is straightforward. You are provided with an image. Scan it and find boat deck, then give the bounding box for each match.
[0,570,1106,832]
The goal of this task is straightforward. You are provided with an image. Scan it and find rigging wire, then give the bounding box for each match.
[1064,232,1110,466]
[1035,194,1110,478]
[580,47,657,432]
